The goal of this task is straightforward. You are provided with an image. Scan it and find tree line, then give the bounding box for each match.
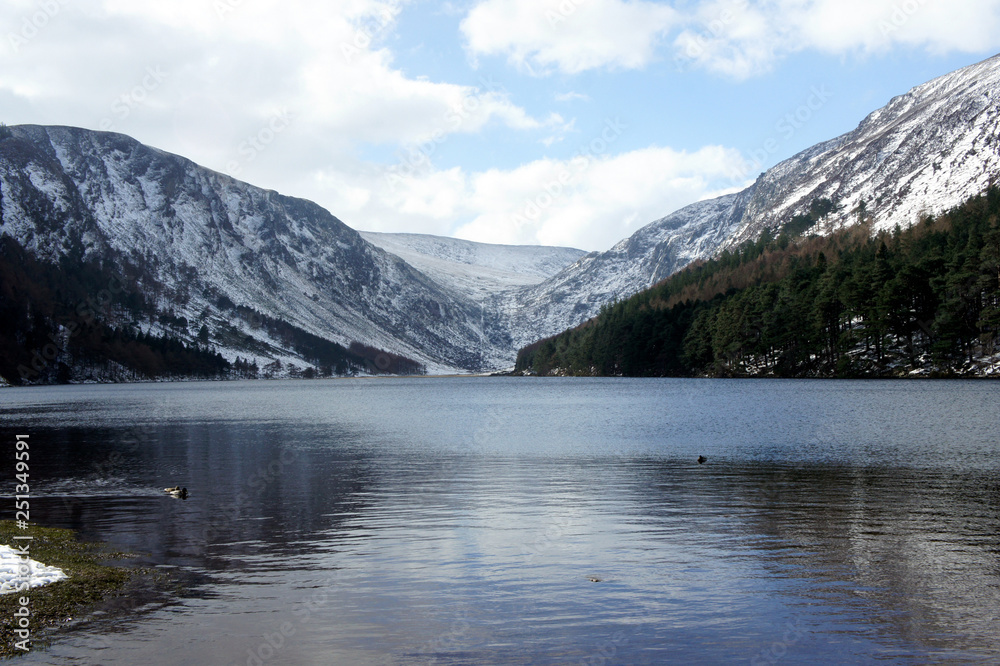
[517,187,1000,378]
[0,236,230,384]
[0,232,425,385]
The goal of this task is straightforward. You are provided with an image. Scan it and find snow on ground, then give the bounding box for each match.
[359,232,586,302]
[0,545,68,594]
[4,55,999,375]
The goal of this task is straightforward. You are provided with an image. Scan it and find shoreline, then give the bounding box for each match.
[0,522,145,659]
[3,371,1000,389]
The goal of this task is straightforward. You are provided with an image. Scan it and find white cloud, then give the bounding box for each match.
[0,0,549,188]
[295,137,745,251]
[461,0,677,74]
[4,0,999,258]
[460,0,1000,80]
[796,0,1000,54]
[339,143,742,250]
[555,91,591,102]
[455,145,743,249]
[673,0,1000,79]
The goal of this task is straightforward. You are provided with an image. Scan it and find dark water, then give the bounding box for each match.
[1,378,999,664]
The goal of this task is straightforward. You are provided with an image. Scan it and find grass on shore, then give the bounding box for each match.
[0,521,145,659]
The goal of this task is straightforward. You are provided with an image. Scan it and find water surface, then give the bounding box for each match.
[1,378,999,664]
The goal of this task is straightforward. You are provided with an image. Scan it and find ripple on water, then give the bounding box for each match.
[1,378,998,665]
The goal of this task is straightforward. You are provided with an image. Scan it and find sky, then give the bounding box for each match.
[2,1,1000,252]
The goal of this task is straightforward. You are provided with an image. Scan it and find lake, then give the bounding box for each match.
[1,378,999,664]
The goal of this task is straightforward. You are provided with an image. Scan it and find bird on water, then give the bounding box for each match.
[697,456,707,464]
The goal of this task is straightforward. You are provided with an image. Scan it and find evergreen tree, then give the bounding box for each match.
[516,186,1000,379]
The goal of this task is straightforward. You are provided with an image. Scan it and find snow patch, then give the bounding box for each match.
[0,545,68,595]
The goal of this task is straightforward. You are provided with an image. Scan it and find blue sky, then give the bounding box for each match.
[2,1,1000,251]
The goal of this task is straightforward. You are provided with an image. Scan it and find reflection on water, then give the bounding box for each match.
[1,378,999,664]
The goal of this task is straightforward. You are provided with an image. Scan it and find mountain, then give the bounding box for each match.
[3,55,1000,382]
[497,194,745,349]
[516,186,1000,378]
[358,232,586,302]
[507,54,1000,349]
[0,125,524,376]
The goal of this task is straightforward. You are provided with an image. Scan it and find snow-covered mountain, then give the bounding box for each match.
[0,125,523,373]
[359,232,585,302]
[2,54,1000,376]
[504,53,1000,348]
[496,194,747,349]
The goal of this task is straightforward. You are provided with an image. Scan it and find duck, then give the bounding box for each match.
[164,487,188,499]
[697,456,707,465]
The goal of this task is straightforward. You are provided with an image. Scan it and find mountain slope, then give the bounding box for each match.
[3,55,1000,379]
[496,194,746,349]
[516,187,1000,378]
[0,125,514,374]
[508,53,1000,349]
[359,232,585,302]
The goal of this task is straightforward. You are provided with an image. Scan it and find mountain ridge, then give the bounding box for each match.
[0,125,517,375]
[2,54,1000,381]
[358,231,586,302]
[504,53,1000,349]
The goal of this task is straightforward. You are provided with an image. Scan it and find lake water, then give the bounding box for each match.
[2,378,999,664]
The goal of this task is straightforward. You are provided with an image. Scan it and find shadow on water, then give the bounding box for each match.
[20,422,384,564]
